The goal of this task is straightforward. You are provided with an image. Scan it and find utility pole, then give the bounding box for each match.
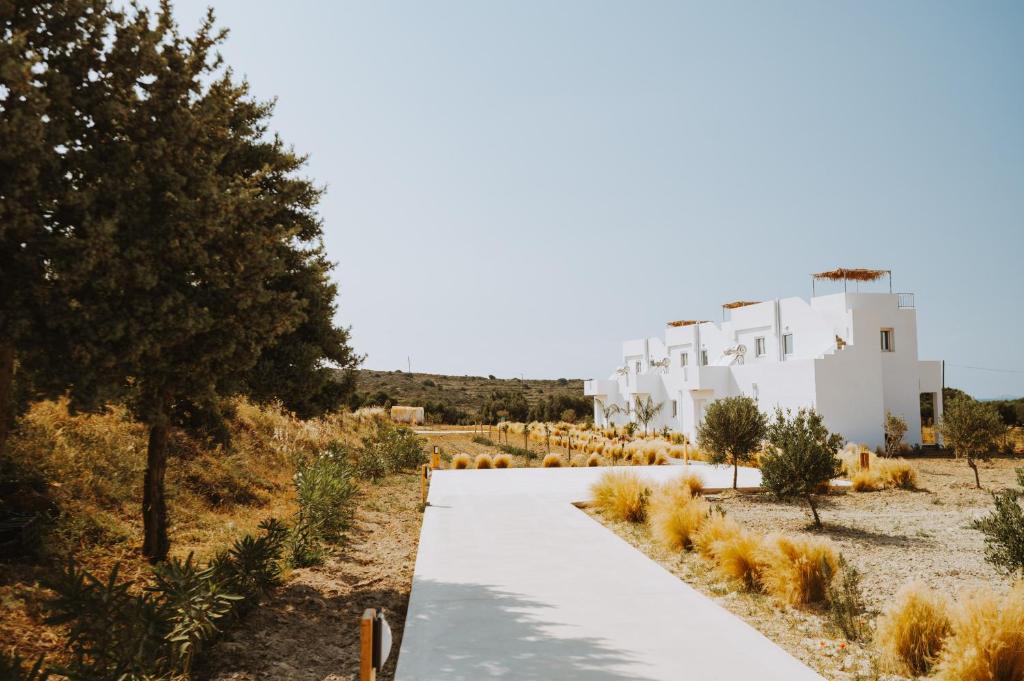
[407,356,411,373]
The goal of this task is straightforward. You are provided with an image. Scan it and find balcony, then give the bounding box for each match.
[629,372,662,396]
[897,292,915,308]
[584,379,618,397]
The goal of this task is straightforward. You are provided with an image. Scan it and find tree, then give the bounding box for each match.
[522,422,532,455]
[595,399,620,427]
[761,408,843,528]
[0,0,110,454]
[35,4,348,562]
[883,411,908,458]
[634,396,663,435]
[939,397,1005,489]
[973,468,1024,577]
[697,396,767,490]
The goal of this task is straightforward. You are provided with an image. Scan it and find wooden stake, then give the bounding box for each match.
[360,608,376,681]
[683,442,689,465]
[421,464,430,505]
[860,450,870,470]
[431,445,440,470]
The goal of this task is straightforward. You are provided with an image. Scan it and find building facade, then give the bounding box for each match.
[584,286,943,449]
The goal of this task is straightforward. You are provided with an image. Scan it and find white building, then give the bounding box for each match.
[584,270,944,449]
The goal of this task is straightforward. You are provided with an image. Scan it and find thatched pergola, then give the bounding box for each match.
[811,268,891,295]
[666,319,708,328]
[720,300,760,321]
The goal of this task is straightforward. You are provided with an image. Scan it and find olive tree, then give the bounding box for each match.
[939,396,1005,489]
[883,411,908,458]
[697,396,767,489]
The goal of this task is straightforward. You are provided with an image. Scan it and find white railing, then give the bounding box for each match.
[897,292,915,308]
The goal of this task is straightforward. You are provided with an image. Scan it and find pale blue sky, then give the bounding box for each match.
[161,1,1023,398]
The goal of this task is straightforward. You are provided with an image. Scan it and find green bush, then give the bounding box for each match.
[472,435,495,446]
[974,468,1024,577]
[823,555,866,641]
[356,421,425,480]
[289,448,358,566]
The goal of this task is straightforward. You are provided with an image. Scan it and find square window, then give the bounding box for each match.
[755,337,766,357]
[881,328,894,352]
[700,349,709,366]
[782,333,794,356]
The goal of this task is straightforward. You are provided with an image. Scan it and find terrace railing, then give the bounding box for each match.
[897,292,915,308]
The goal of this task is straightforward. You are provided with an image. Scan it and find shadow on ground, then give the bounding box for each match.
[396,579,660,681]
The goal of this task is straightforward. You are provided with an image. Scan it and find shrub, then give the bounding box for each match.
[586,453,602,467]
[710,529,764,591]
[823,555,866,641]
[472,435,495,446]
[877,458,918,489]
[677,470,705,496]
[290,449,357,565]
[451,453,471,469]
[851,467,883,492]
[356,421,425,479]
[697,396,767,489]
[761,408,843,528]
[757,533,838,605]
[973,468,1024,577]
[648,484,709,552]
[475,454,493,469]
[884,410,908,458]
[875,582,952,676]
[493,453,511,468]
[693,509,743,559]
[542,453,563,468]
[590,470,649,523]
[940,396,1006,489]
[934,581,1024,681]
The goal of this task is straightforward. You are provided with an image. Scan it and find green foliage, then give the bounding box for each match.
[823,555,866,641]
[480,390,530,424]
[472,435,495,446]
[289,448,358,566]
[528,394,592,423]
[973,468,1024,577]
[883,411,908,458]
[760,408,843,527]
[355,421,426,480]
[633,396,663,434]
[696,396,767,489]
[939,396,1006,488]
[498,443,533,461]
[210,518,288,616]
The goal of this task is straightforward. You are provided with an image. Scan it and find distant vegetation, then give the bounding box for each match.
[349,370,590,424]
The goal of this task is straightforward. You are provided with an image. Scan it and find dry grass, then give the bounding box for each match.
[647,484,709,552]
[450,453,471,469]
[876,458,918,489]
[757,533,839,605]
[542,453,563,468]
[934,581,1024,681]
[590,470,649,523]
[875,582,953,677]
[586,453,603,467]
[474,453,493,469]
[692,509,743,559]
[851,468,884,492]
[710,529,765,591]
[676,470,705,496]
[493,453,511,468]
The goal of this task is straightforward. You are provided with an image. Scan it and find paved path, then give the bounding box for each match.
[395,465,824,680]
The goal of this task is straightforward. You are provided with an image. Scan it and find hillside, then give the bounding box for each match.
[351,370,590,424]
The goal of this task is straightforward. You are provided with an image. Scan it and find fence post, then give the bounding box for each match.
[360,609,376,681]
[421,464,430,505]
[860,450,870,470]
[431,445,440,470]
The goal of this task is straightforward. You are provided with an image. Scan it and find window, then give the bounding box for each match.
[782,333,794,357]
[634,360,641,373]
[880,328,894,352]
[755,337,766,357]
[700,349,708,366]
[671,400,678,417]
[680,352,689,367]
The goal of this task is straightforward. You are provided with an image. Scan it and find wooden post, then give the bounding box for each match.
[431,445,440,470]
[360,608,376,681]
[859,450,870,470]
[421,465,429,505]
[683,442,689,465]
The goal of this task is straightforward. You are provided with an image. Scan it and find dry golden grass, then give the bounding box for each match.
[647,484,709,552]
[757,533,838,605]
[875,582,953,677]
[474,453,493,469]
[692,509,743,559]
[934,581,1024,681]
[590,470,649,523]
[493,453,511,468]
[851,467,884,492]
[586,453,603,467]
[710,529,765,591]
[451,453,471,469]
[653,452,669,465]
[677,470,705,496]
[876,458,918,489]
[542,453,563,467]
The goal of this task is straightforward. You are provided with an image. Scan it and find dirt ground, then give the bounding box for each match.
[592,456,1023,680]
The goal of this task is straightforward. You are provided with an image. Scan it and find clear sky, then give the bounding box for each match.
[159,1,1023,398]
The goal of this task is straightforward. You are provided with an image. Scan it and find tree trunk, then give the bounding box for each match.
[142,409,171,563]
[806,494,821,528]
[732,457,738,490]
[0,344,14,456]
[968,456,981,489]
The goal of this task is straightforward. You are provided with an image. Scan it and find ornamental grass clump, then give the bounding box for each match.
[710,528,764,591]
[757,533,839,605]
[590,470,649,523]
[877,458,918,489]
[586,453,603,467]
[474,454,493,469]
[851,467,884,492]
[874,582,952,677]
[451,453,471,469]
[934,581,1024,681]
[492,453,511,468]
[647,484,709,552]
[692,509,743,559]
[542,453,563,467]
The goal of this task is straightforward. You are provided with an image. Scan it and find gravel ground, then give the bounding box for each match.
[591,456,1022,680]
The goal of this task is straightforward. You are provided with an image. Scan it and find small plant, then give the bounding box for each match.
[874,582,952,676]
[973,468,1024,576]
[493,453,511,468]
[933,581,1024,681]
[697,396,767,489]
[472,435,495,446]
[884,411,908,458]
[586,453,602,467]
[939,396,1005,489]
[677,470,705,496]
[590,470,649,523]
[647,484,709,551]
[823,555,866,641]
[451,453,472,469]
[475,453,493,469]
[757,533,838,605]
[760,408,843,527]
[210,518,288,614]
[692,508,742,559]
[710,528,764,591]
[876,458,918,489]
[542,453,563,467]
[633,396,663,435]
